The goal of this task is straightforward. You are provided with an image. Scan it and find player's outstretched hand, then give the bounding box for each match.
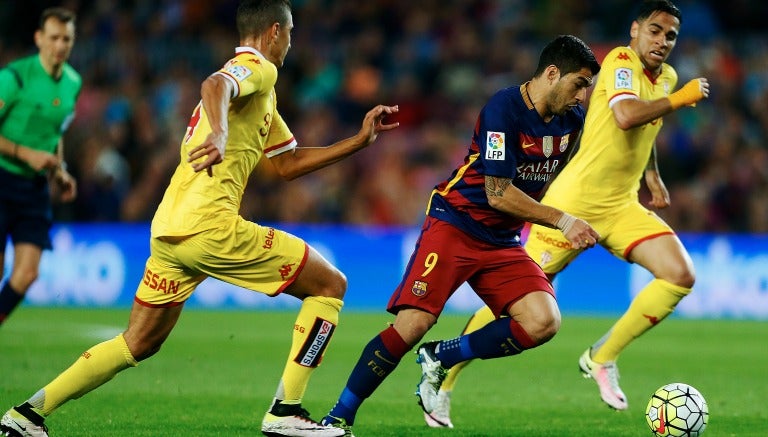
[358,104,399,146]
[669,78,709,109]
[697,78,710,100]
[188,131,227,177]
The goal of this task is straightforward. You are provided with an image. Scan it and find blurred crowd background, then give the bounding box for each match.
[2,0,767,232]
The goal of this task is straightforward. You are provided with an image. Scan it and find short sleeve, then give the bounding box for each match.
[476,93,518,178]
[214,54,278,99]
[264,109,297,158]
[602,47,642,107]
[0,68,21,119]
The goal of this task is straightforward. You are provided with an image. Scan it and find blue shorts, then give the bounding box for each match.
[0,167,53,250]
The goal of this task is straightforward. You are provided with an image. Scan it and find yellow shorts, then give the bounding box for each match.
[135,217,308,307]
[524,201,674,274]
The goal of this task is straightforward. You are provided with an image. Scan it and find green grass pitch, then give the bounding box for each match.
[1,307,766,436]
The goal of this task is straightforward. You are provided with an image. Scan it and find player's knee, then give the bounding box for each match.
[125,338,163,362]
[319,269,347,299]
[394,309,436,345]
[525,311,561,345]
[10,267,39,292]
[663,265,695,290]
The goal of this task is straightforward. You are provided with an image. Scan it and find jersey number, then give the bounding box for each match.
[259,113,272,137]
[184,103,202,144]
[421,252,438,277]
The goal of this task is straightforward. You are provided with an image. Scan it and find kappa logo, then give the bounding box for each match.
[279,263,296,280]
[412,280,428,296]
[643,314,660,325]
[616,52,630,61]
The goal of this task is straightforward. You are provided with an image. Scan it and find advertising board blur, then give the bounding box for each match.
[6,224,767,319]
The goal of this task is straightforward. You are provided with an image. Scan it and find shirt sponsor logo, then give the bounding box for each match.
[295,318,336,367]
[142,268,180,294]
[485,131,505,161]
[225,64,252,82]
[515,159,560,182]
[615,68,632,90]
[533,230,572,249]
[263,227,275,250]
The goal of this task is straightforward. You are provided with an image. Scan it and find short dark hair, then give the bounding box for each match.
[237,0,292,39]
[533,35,600,78]
[636,0,682,24]
[39,7,76,29]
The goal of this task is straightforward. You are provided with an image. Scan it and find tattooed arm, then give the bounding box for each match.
[484,175,599,248]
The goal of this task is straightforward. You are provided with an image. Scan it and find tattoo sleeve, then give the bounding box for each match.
[485,176,513,199]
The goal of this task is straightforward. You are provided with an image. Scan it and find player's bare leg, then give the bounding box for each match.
[582,234,694,410]
[0,243,42,325]
[417,291,558,414]
[1,302,178,436]
[262,245,347,437]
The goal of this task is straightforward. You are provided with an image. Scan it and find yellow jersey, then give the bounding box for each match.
[152,47,296,237]
[543,46,678,214]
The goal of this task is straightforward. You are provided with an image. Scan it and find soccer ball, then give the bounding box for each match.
[645,383,708,436]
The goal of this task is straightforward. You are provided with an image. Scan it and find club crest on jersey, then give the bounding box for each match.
[412,280,428,297]
[559,134,569,152]
[542,136,553,157]
[540,250,553,267]
[486,131,505,161]
[225,64,252,81]
[615,68,632,90]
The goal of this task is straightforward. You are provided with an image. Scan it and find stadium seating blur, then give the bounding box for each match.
[2,0,766,232]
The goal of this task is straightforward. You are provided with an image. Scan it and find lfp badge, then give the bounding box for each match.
[486,131,505,160]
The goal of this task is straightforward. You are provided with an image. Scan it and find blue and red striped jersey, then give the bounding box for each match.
[426,83,585,247]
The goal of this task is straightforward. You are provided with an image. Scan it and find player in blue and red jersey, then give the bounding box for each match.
[322,35,601,434]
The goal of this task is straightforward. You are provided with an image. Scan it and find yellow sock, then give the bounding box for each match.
[37,334,137,415]
[593,279,690,363]
[441,305,495,391]
[276,296,342,402]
